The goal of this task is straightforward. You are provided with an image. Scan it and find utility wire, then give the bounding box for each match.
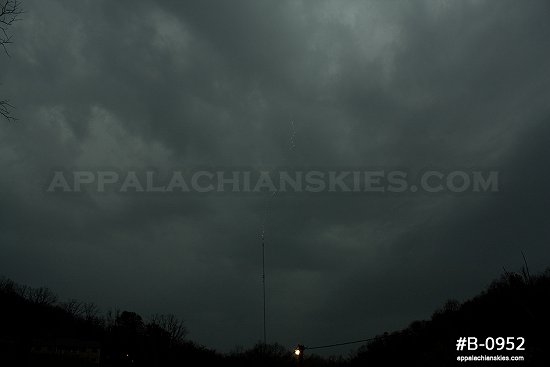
[305,335,387,350]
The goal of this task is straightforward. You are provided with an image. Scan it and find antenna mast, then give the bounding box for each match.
[262,233,267,345]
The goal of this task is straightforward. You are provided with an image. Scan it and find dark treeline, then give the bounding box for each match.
[0,278,218,366]
[352,267,550,366]
[1,267,550,366]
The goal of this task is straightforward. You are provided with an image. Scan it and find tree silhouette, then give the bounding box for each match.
[149,314,188,345]
[0,0,21,55]
[28,286,58,305]
[0,0,22,121]
[3,267,550,366]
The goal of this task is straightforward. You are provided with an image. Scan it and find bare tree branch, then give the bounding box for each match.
[0,0,23,56]
[61,299,85,317]
[28,287,58,305]
[0,0,22,121]
[0,98,15,121]
[149,314,188,345]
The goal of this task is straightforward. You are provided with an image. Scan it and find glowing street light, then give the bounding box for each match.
[294,344,305,361]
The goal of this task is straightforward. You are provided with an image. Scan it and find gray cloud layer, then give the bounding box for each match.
[1,0,550,353]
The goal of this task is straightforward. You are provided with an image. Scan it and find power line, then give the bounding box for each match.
[305,335,387,350]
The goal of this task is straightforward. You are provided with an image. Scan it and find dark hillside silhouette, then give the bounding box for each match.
[0,278,219,366]
[1,267,550,366]
[351,268,550,366]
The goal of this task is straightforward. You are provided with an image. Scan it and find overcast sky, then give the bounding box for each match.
[1,0,550,354]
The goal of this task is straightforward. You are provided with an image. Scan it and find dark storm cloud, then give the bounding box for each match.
[1,0,550,353]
